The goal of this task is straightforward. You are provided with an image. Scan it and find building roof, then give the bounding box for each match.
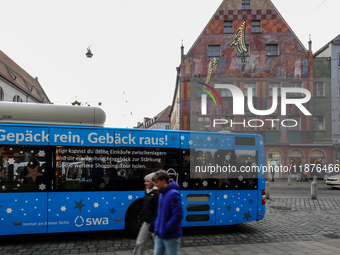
[135,105,171,129]
[313,34,340,57]
[0,50,51,103]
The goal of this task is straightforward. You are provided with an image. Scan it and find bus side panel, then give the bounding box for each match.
[216,190,258,225]
[0,193,48,235]
[180,190,216,227]
[47,191,144,233]
[257,178,266,219]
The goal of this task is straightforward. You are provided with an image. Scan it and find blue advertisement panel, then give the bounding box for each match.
[0,126,50,145]
[47,191,144,233]
[49,128,114,147]
[114,130,180,148]
[0,193,48,235]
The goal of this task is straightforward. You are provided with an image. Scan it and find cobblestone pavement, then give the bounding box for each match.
[1,180,340,254]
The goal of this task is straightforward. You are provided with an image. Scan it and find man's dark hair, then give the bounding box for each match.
[152,170,169,184]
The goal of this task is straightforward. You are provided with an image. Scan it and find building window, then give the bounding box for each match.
[198,116,210,131]
[244,116,257,131]
[24,80,33,92]
[244,82,256,97]
[220,116,234,131]
[165,125,170,130]
[288,82,302,97]
[269,82,281,97]
[13,95,23,102]
[313,116,324,131]
[266,117,279,131]
[224,21,233,33]
[0,87,4,101]
[221,88,232,97]
[242,0,250,10]
[252,20,261,33]
[266,44,278,55]
[286,116,300,131]
[37,91,45,102]
[208,45,220,57]
[5,66,17,80]
[313,82,324,97]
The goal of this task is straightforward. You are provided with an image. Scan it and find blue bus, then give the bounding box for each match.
[0,103,265,236]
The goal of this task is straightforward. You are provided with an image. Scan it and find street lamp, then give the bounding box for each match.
[86,46,93,58]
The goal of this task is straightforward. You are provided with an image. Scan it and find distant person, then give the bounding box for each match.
[152,170,183,255]
[300,166,309,182]
[132,172,159,255]
[270,165,275,182]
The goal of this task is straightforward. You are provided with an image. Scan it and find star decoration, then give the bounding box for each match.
[226,205,232,211]
[171,136,177,142]
[210,210,214,214]
[225,154,230,161]
[180,136,185,140]
[203,180,208,187]
[243,211,252,221]
[189,140,193,145]
[94,203,99,208]
[25,166,42,182]
[248,198,254,205]
[198,138,203,145]
[38,151,46,157]
[183,155,190,163]
[8,158,15,165]
[223,194,228,199]
[207,137,211,141]
[214,138,220,144]
[128,195,133,200]
[248,179,255,187]
[39,183,46,191]
[74,199,86,211]
[218,178,230,187]
[109,207,117,214]
[236,207,240,212]
[182,181,188,188]
[238,175,243,181]
[61,206,67,212]
[6,208,12,213]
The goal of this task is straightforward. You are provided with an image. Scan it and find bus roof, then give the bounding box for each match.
[0,102,106,127]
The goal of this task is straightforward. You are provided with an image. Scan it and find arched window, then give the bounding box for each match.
[13,95,23,102]
[0,87,4,101]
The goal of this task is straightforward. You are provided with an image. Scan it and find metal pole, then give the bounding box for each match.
[266,181,270,199]
[311,175,317,199]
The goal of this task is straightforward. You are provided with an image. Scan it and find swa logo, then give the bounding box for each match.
[75,216,109,227]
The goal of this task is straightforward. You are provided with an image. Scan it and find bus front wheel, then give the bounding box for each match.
[127,202,143,236]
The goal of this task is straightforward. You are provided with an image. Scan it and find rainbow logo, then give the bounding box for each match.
[197,82,223,107]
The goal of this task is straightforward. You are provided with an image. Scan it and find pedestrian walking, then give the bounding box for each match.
[152,170,183,255]
[300,165,309,182]
[132,173,159,255]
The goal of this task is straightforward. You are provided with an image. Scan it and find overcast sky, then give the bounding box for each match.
[0,0,338,128]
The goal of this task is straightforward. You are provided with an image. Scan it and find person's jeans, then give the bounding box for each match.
[154,236,181,255]
[132,222,154,255]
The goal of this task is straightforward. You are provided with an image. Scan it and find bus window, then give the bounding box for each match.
[0,145,47,192]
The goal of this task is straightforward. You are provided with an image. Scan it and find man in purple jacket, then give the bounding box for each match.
[152,170,183,255]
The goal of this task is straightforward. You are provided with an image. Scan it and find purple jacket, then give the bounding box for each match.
[154,181,183,239]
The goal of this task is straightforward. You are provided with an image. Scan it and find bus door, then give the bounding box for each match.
[180,190,216,227]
